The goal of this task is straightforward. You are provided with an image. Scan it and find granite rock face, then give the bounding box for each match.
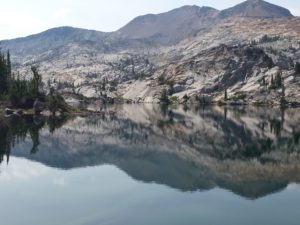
[1,0,299,104]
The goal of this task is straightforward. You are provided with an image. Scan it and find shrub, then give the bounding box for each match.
[183,94,189,104]
[158,76,166,85]
[170,96,178,103]
[159,89,170,104]
[233,91,247,101]
[46,88,70,115]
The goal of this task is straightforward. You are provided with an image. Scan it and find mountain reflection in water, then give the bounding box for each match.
[1,105,300,199]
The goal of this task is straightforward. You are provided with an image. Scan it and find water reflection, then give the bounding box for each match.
[0,115,70,162]
[1,105,300,199]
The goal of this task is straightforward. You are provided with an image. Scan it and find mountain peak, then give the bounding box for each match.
[219,0,293,18]
[116,5,219,44]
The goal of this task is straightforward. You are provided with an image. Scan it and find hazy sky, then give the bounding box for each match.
[0,0,299,40]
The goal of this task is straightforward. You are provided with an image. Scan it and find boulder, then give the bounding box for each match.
[5,108,14,115]
[42,110,51,116]
[13,110,24,117]
[186,79,194,85]
[173,84,185,93]
[33,99,44,115]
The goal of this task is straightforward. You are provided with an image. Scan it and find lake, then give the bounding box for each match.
[0,104,300,225]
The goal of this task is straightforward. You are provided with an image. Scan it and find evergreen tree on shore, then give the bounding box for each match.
[0,49,70,113]
[295,62,300,74]
[0,52,11,95]
[224,88,228,101]
[159,89,170,104]
[30,66,43,98]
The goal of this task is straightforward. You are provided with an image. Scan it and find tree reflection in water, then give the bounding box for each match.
[0,115,70,163]
[1,105,300,199]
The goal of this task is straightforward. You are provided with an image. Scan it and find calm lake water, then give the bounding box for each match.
[0,104,300,225]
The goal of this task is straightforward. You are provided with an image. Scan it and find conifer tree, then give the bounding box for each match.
[0,52,10,95]
[271,75,274,87]
[30,66,42,97]
[280,82,286,106]
[6,51,11,78]
[224,88,228,101]
[295,62,300,74]
[274,71,282,88]
[159,89,170,104]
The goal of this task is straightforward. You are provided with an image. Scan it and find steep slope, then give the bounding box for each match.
[0,0,299,104]
[219,0,293,18]
[116,6,219,45]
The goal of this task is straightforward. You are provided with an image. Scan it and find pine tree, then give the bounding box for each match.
[30,66,42,97]
[275,71,282,88]
[262,76,266,86]
[271,75,274,86]
[159,89,170,104]
[183,94,189,104]
[46,87,69,115]
[0,52,12,96]
[295,62,300,74]
[6,51,11,78]
[280,82,286,106]
[47,87,58,115]
[224,88,228,101]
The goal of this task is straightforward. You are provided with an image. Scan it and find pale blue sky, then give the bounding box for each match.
[0,0,299,40]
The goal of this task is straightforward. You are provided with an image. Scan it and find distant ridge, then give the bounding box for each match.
[1,0,294,48]
[116,6,219,45]
[219,0,293,18]
[116,0,293,44]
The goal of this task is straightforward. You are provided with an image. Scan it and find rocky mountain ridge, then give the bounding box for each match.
[0,0,299,105]
[115,5,219,45]
[219,0,293,18]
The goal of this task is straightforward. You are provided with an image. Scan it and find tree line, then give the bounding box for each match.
[0,50,69,114]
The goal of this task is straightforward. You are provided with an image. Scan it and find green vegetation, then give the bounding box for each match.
[158,75,167,85]
[0,51,11,96]
[280,83,286,107]
[224,88,228,101]
[295,62,300,74]
[232,91,247,101]
[159,89,170,104]
[260,76,267,86]
[157,75,174,88]
[169,96,178,103]
[7,67,45,108]
[0,114,72,163]
[183,94,189,104]
[195,95,207,104]
[269,71,282,90]
[0,50,70,114]
[46,88,70,115]
[114,94,125,103]
[259,35,280,44]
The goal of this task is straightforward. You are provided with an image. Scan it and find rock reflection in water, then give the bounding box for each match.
[1,105,300,199]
